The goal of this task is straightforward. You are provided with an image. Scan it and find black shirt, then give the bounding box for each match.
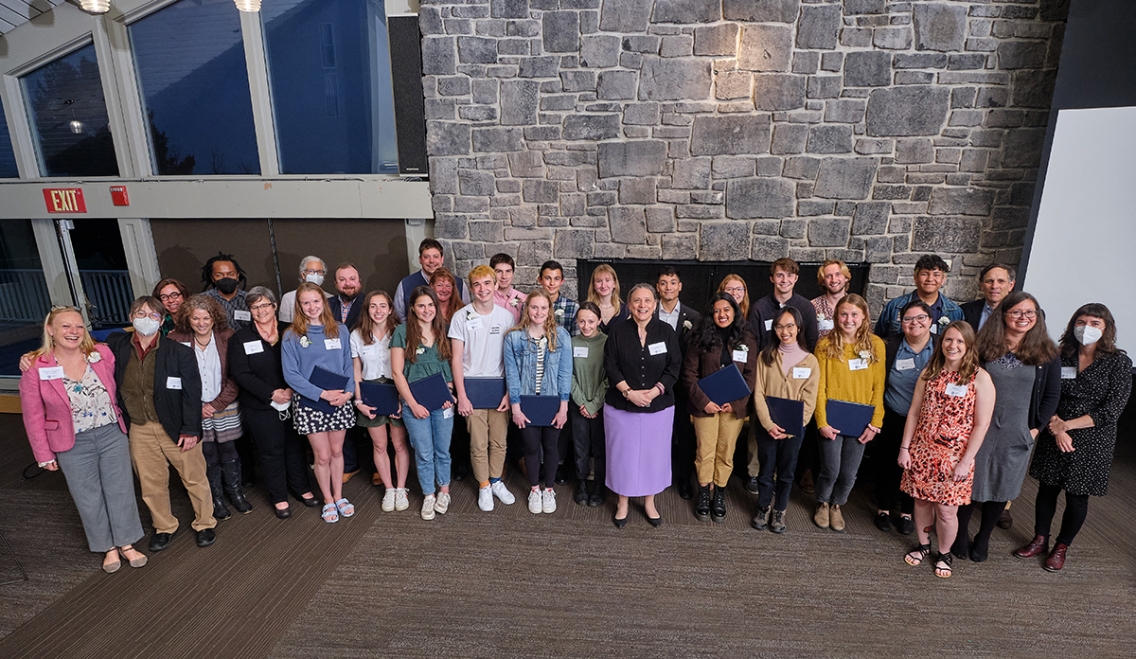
[747,293,819,352]
[603,318,682,413]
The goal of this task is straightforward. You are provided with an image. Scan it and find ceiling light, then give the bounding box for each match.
[78,1,110,14]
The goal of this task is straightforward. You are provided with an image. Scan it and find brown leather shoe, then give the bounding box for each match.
[343,470,359,484]
[829,504,846,532]
[813,502,830,529]
[1013,534,1049,559]
[1044,543,1069,572]
[997,508,1013,529]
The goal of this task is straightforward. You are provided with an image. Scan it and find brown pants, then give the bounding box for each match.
[129,422,216,534]
[467,409,509,483]
[693,414,745,488]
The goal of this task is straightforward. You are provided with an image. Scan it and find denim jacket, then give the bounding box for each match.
[874,289,962,340]
[503,327,573,404]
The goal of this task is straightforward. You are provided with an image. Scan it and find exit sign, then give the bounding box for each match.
[43,188,87,213]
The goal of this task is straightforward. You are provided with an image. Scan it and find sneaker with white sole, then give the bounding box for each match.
[478,486,494,512]
[421,494,436,520]
[434,492,451,515]
[491,480,515,505]
[542,488,557,514]
[394,488,409,511]
[527,490,543,514]
[381,488,396,512]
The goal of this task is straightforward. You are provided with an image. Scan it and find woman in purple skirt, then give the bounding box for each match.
[603,283,682,528]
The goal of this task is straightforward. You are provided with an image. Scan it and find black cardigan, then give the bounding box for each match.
[603,318,682,413]
[106,331,202,443]
[1029,354,1063,432]
[228,322,290,412]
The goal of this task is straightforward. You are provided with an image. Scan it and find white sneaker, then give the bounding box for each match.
[434,492,451,515]
[491,480,515,505]
[478,486,494,512]
[527,490,543,514]
[394,488,409,511]
[542,488,557,514]
[381,488,396,512]
[421,494,436,520]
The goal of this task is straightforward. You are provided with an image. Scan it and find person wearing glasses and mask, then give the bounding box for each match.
[279,256,331,324]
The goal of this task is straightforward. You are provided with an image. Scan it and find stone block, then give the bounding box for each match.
[771,124,808,155]
[620,178,658,205]
[652,0,720,23]
[997,41,1048,70]
[844,0,885,14]
[1002,128,1045,168]
[426,121,470,156]
[821,52,843,72]
[1012,70,1058,109]
[598,141,668,177]
[797,5,840,50]
[600,0,654,33]
[638,56,712,101]
[714,71,751,101]
[737,25,793,72]
[672,158,713,189]
[491,0,528,19]
[508,150,544,178]
[696,222,749,261]
[691,115,771,156]
[824,99,867,124]
[840,27,872,48]
[912,3,967,52]
[844,51,892,87]
[756,157,782,177]
[782,155,820,180]
[751,235,790,261]
[808,218,851,247]
[872,184,911,200]
[644,206,675,233]
[554,229,594,259]
[517,56,557,79]
[874,27,912,51]
[507,19,541,38]
[753,74,806,111]
[912,216,980,252]
[711,156,754,179]
[437,76,471,97]
[694,24,739,57]
[459,106,498,121]
[624,103,661,126]
[814,158,877,199]
[793,52,820,75]
[895,138,934,164]
[580,35,621,68]
[726,178,795,219]
[458,169,495,196]
[458,36,498,64]
[723,0,800,23]
[597,71,639,100]
[927,187,995,216]
[472,127,524,152]
[866,86,950,137]
[660,35,694,58]
[420,6,443,35]
[610,207,648,244]
[661,233,697,259]
[797,200,832,216]
[780,219,807,238]
[561,114,619,141]
[807,125,853,154]
[852,201,890,235]
[422,37,456,76]
[543,12,580,53]
[807,76,842,100]
[523,180,560,203]
[501,80,540,125]
[561,192,587,216]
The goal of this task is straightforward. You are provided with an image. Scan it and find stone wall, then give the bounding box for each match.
[419,0,1067,307]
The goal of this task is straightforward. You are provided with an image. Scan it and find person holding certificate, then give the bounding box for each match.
[812,294,886,532]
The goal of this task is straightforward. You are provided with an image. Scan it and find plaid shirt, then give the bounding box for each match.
[204,288,250,331]
[551,295,579,337]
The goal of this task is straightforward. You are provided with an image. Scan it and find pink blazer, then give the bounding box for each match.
[19,344,128,463]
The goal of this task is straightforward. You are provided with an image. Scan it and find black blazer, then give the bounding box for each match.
[228,323,289,412]
[106,331,202,443]
[1029,355,1063,432]
[653,302,702,353]
[603,319,682,413]
[328,295,364,331]
[960,299,986,332]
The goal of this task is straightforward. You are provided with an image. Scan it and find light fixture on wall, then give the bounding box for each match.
[234,0,262,11]
[78,1,111,14]
[65,99,84,134]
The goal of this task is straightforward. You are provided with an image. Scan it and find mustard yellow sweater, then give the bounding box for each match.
[814,334,886,429]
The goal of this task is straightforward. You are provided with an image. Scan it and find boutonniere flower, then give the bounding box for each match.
[737,344,749,352]
[858,350,872,361]
[538,336,548,349]
[415,346,425,355]
[299,336,311,348]
[509,297,520,308]
[86,351,101,364]
[938,316,950,326]
[683,320,692,330]
[816,312,825,321]
[554,308,564,320]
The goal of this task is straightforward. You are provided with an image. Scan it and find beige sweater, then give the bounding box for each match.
[752,352,821,431]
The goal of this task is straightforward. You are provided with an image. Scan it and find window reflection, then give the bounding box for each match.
[0,103,18,178]
[263,0,399,174]
[21,44,119,177]
[130,0,260,175]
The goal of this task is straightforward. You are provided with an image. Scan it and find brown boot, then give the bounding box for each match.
[1013,534,1049,559]
[1044,543,1069,572]
[830,504,846,532]
[813,502,830,529]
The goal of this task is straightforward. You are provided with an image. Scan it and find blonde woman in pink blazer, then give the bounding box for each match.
[20,307,147,573]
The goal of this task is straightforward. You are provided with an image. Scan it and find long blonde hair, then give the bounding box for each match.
[288,282,340,340]
[32,306,96,359]
[820,294,877,362]
[509,289,561,352]
[586,264,622,316]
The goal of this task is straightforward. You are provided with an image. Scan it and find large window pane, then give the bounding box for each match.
[0,103,18,178]
[21,44,119,177]
[0,220,51,377]
[263,0,399,174]
[131,0,260,175]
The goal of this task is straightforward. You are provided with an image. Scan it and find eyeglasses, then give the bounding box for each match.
[159,292,182,301]
[724,286,745,295]
[249,303,275,311]
[303,269,326,276]
[133,312,162,321]
[774,323,797,331]
[1006,310,1037,319]
[902,314,930,324]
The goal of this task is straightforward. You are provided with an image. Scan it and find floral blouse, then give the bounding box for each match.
[63,365,118,434]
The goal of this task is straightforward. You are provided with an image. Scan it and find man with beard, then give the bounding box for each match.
[202,253,250,331]
[329,262,366,482]
[811,259,851,341]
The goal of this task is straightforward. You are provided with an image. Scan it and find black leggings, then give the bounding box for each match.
[873,407,913,515]
[201,440,239,467]
[1034,483,1090,546]
[952,500,1005,557]
[521,425,560,488]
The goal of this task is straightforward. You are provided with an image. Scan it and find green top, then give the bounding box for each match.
[391,324,453,384]
[570,332,608,415]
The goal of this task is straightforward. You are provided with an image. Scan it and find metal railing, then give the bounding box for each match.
[0,268,132,326]
[79,270,132,327]
[0,269,51,322]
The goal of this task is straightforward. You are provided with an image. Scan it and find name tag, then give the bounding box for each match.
[764,319,773,332]
[792,367,811,379]
[573,346,589,358]
[166,377,182,390]
[234,309,251,322]
[849,359,868,371]
[945,383,968,397]
[896,358,916,371]
[360,344,377,356]
[443,407,455,419]
[1061,366,1077,379]
[818,319,834,331]
[243,341,264,355]
[38,366,65,380]
[648,342,667,356]
[180,342,192,348]
[466,317,483,331]
[732,350,748,363]
[324,338,342,351]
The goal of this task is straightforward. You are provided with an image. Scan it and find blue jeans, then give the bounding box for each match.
[403,407,454,495]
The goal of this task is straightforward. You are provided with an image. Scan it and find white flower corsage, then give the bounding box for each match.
[554,308,564,320]
[938,316,950,326]
[299,336,311,348]
[858,350,872,360]
[86,351,101,364]
[816,312,825,321]
[683,320,692,330]
[737,344,749,352]
[509,297,520,308]
[538,336,548,349]
[415,346,426,355]
[467,309,478,321]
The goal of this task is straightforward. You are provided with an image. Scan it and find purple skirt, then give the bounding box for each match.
[604,405,674,497]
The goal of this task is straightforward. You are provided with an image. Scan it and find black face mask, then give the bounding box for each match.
[215,277,239,295]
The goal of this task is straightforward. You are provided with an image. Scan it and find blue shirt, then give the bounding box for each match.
[883,338,935,414]
[281,323,354,404]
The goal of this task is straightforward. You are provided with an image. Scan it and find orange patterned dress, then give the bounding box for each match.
[900,369,979,505]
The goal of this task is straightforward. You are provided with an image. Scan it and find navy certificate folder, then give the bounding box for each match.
[520,395,560,427]
[409,372,453,412]
[826,400,876,437]
[697,364,752,406]
[466,377,506,409]
[304,366,350,414]
[765,396,805,439]
[359,381,399,416]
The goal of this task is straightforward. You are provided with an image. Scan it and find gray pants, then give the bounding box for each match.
[55,423,144,553]
[815,434,867,506]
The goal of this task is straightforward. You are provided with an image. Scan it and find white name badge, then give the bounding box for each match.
[180,342,192,348]
[573,346,589,358]
[930,324,938,335]
[166,377,182,390]
[1061,366,1077,379]
[733,350,748,363]
[38,366,65,380]
[234,309,251,322]
[895,358,916,371]
[443,407,455,419]
[324,338,342,351]
[945,383,969,397]
[792,367,811,379]
[466,317,483,331]
[849,358,868,371]
[764,319,773,332]
[818,319,834,331]
[648,342,667,356]
[360,344,377,356]
[243,341,264,355]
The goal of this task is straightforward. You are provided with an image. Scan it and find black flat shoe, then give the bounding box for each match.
[874,511,892,532]
[275,505,292,519]
[896,515,915,536]
[647,514,663,528]
[148,532,173,552]
[299,495,320,508]
[613,513,628,529]
[677,480,693,500]
[196,528,216,548]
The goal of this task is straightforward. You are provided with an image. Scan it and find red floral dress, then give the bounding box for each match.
[901,369,979,505]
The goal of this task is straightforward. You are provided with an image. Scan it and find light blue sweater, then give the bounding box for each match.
[282,323,354,403]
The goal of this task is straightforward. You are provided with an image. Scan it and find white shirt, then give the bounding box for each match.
[658,302,681,330]
[350,328,392,380]
[193,333,222,403]
[447,303,513,377]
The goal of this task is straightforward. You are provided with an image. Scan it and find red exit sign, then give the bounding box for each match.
[43,188,87,213]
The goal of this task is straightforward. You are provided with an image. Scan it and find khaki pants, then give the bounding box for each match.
[746,420,762,478]
[693,414,745,488]
[467,409,509,484]
[129,422,216,534]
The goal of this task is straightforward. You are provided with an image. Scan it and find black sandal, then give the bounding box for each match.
[934,551,953,579]
[904,543,932,566]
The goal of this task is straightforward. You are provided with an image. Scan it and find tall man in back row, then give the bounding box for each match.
[874,254,963,340]
[394,239,469,322]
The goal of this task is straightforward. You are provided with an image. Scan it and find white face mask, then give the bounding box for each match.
[132,316,161,337]
[1074,325,1102,346]
[304,273,324,286]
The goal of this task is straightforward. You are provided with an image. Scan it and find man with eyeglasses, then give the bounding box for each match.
[278,255,331,324]
[874,254,963,340]
[960,263,1016,332]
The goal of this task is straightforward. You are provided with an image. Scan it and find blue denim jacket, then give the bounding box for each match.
[873,289,962,340]
[503,327,573,404]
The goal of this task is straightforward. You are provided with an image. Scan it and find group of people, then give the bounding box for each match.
[20,243,1130,581]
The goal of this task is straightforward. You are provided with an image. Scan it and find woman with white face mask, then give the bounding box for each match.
[279,256,328,324]
[1015,303,1132,572]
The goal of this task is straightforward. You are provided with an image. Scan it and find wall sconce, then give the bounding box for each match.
[234,1,262,11]
[78,1,110,14]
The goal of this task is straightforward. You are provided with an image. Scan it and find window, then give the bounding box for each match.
[0,102,18,178]
[262,0,398,174]
[130,0,260,175]
[21,44,119,177]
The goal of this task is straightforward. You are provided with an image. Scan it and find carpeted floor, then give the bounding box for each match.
[0,411,1133,658]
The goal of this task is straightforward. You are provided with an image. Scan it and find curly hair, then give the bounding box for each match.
[174,294,229,335]
[201,252,247,291]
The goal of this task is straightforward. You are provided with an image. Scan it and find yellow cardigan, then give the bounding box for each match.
[753,352,821,431]
[814,334,886,429]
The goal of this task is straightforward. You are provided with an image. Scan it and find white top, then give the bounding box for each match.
[658,302,681,330]
[194,333,222,402]
[447,303,513,377]
[350,328,393,380]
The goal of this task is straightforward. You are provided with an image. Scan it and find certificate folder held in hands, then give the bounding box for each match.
[408,372,453,412]
[359,381,399,416]
[303,366,350,414]
[697,364,752,406]
[520,395,560,427]
[764,396,805,439]
[465,377,506,409]
[826,400,876,437]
